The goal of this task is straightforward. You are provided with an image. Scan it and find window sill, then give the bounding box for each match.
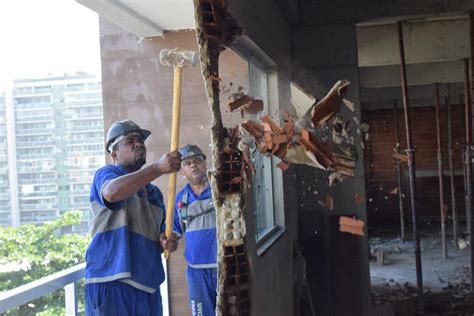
[256,226,286,256]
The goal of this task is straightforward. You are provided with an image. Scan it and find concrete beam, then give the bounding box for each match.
[359,59,466,88]
[357,17,470,67]
[360,82,465,110]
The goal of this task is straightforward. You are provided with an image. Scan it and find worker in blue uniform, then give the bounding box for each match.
[85,119,181,316]
[173,144,217,316]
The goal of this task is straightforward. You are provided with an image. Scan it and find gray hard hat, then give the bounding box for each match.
[179,144,206,161]
[106,119,151,153]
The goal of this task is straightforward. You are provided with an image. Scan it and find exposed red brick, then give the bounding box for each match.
[241,121,264,139]
[273,134,289,145]
[392,152,409,162]
[244,100,264,114]
[228,95,252,112]
[299,128,334,169]
[312,80,350,125]
[339,216,365,236]
[261,115,283,135]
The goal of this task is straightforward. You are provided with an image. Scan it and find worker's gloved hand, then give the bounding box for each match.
[160,232,179,253]
[155,151,182,174]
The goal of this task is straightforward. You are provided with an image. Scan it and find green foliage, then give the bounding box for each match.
[0,210,90,315]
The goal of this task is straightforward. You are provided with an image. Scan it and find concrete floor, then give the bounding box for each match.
[369,226,471,302]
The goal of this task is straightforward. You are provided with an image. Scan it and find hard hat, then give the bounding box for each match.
[179,144,206,161]
[106,120,151,153]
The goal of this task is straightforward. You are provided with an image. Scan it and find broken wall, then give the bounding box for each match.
[98,20,248,316]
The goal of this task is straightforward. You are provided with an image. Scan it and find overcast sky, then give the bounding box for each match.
[0,0,101,90]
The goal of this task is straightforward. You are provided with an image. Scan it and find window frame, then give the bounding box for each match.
[232,36,286,256]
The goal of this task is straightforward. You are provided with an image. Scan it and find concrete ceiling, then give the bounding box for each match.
[356,12,471,108]
[76,0,195,38]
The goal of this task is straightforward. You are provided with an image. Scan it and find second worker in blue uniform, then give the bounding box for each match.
[173,144,217,316]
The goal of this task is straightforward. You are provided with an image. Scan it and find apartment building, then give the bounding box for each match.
[1,73,104,233]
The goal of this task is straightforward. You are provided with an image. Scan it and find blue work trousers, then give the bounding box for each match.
[186,266,217,316]
[85,281,163,316]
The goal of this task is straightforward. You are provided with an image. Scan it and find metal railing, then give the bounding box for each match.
[0,263,85,315]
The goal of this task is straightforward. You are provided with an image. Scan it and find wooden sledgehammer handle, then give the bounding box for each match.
[165,66,182,259]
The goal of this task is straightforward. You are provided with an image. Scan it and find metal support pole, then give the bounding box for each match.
[64,282,78,316]
[446,92,459,243]
[397,21,423,309]
[463,59,474,291]
[394,100,406,242]
[462,93,471,237]
[435,83,447,259]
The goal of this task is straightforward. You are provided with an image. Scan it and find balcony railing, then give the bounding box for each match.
[0,263,85,315]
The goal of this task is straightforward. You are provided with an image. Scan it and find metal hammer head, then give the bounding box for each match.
[159,48,198,68]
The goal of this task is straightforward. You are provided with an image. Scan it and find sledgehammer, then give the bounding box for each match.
[159,48,198,259]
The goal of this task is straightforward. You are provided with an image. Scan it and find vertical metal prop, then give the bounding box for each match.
[435,83,447,259]
[394,100,406,241]
[446,91,458,243]
[463,59,474,291]
[397,21,423,308]
[462,93,471,237]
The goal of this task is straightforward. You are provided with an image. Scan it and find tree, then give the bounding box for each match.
[0,210,90,315]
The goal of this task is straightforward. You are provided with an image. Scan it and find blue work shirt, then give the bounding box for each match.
[173,184,217,268]
[86,164,166,293]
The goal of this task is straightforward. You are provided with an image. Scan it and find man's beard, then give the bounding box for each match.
[135,157,146,168]
[189,172,207,185]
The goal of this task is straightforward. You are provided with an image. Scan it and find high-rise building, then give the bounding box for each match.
[0,93,10,225]
[0,73,105,233]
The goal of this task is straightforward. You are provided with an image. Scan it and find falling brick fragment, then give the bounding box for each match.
[239,81,357,179]
[277,161,289,171]
[326,193,334,210]
[329,172,344,187]
[355,193,364,205]
[342,98,355,112]
[273,134,290,145]
[299,128,334,169]
[282,112,295,137]
[312,80,351,126]
[390,187,399,195]
[228,95,252,112]
[241,121,264,139]
[458,238,468,250]
[339,216,365,236]
[393,152,408,162]
[244,100,264,114]
[261,115,283,135]
[334,165,355,177]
